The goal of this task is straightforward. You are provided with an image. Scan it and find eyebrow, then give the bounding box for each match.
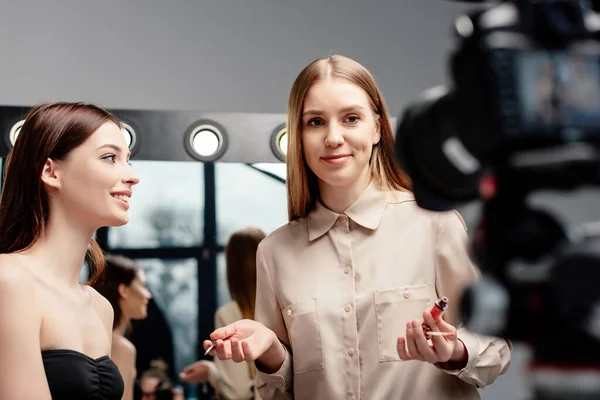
[303,105,366,117]
[97,143,131,158]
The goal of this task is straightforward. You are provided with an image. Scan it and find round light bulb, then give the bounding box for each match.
[279,131,288,156]
[9,120,25,146]
[192,129,220,157]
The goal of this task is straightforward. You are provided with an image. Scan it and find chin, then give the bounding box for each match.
[318,172,358,188]
[131,311,147,320]
[105,214,129,227]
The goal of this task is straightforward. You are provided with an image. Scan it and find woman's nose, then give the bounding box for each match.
[324,124,344,147]
[122,164,140,185]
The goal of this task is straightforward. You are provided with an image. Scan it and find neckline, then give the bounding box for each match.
[41,348,109,362]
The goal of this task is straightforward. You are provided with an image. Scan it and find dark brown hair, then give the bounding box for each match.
[0,102,121,284]
[93,254,141,329]
[226,226,266,321]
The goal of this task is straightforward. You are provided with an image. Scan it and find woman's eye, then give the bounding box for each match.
[345,115,360,123]
[307,118,324,126]
[103,155,116,163]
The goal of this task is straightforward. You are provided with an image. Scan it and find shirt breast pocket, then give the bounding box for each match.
[282,298,324,374]
[373,284,433,362]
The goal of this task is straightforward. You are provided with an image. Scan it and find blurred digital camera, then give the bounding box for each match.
[396,0,600,211]
[395,2,600,398]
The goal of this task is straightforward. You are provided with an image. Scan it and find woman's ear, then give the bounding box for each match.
[41,159,61,190]
[118,283,129,299]
[373,115,381,145]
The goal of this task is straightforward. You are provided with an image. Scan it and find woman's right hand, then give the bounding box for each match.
[204,319,286,373]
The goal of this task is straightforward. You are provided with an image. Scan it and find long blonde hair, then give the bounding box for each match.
[286,55,412,221]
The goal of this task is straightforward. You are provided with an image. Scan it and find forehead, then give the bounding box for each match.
[140,377,159,390]
[303,79,371,111]
[82,121,128,151]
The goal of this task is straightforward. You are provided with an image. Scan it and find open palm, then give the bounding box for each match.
[204,319,274,362]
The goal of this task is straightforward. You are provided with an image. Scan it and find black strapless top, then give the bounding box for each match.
[42,349,124,400]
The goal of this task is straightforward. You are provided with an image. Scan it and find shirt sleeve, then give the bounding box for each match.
[434,210,512,388]
[254,244,294,399]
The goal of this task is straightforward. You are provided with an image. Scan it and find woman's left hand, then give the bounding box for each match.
[396,310,467,366]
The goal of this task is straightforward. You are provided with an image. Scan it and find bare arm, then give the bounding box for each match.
[111,336,136,400]
[0,264,52,400]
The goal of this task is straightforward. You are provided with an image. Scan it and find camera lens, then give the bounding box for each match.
[395,86,483,211]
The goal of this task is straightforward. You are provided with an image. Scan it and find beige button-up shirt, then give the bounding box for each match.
[255,182,511,400]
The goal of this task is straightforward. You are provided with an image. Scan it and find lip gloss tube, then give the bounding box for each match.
[422,296,448,333]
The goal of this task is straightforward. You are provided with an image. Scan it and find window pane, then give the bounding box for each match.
[108,161,204,249]
[216,252,231,308]
[79,230,98,283]
[137,258,198,375]
[216,163,287,245]
[252,162,286,180]
[78,261,89,283]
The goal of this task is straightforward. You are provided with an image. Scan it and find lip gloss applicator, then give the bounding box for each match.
[204,342,215,356]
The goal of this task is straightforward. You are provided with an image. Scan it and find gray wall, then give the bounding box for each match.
[0,0,470,115]
[2,1,598,399]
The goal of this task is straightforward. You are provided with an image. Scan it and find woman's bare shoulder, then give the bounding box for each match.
[112,334,136,357]
[82,285,114,333]
[0,254,37,296]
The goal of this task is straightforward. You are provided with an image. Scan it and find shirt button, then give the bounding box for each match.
[287,309,292,316]
[348,348,354,356]
[403,291,411,299]
[344,266,351,274]
[344,304,351,312]
[339,215,348,224]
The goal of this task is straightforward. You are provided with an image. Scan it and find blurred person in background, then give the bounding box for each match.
[138,359,185,400]
[94,254,153,400]
[180,226,266,400]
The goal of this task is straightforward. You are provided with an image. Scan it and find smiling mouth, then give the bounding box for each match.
[111,194,130,203]
[321,154,351,164]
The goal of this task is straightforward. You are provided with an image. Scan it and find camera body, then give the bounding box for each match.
[395,1,600,398]
[453,1,600,155]
[397,0,600,211]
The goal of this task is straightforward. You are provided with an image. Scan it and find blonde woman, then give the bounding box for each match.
[206,55,511,399]
[181,227,266,399]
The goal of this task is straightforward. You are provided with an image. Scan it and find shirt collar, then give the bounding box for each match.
[307,181,414,241]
